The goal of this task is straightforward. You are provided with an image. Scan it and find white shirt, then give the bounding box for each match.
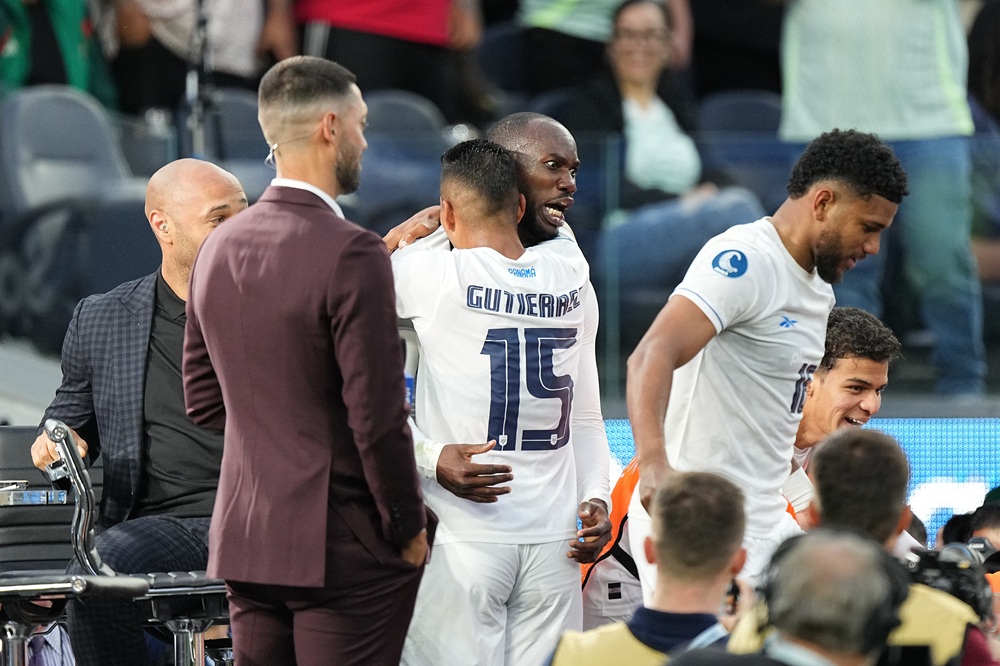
[270,178,345,219]
[781,0,972,141]
[393,228,610,545]
[623,96,701,195]
[666,218,834,538]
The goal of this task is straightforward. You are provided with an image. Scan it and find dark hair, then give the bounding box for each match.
[258,56,356,111]
[940,512,974,546]
[811,429,910,544]
[652,472,745,580]
[440,139,519,218]
[819,307,901,371]
[972,503,1000,533]
[611,0,672,34]
[787,129,908,204]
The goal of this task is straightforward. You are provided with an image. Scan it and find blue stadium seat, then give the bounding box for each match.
[354,90,452,234]
[201,87,273,203]
[697,88,792,213]
[0,86,158,353]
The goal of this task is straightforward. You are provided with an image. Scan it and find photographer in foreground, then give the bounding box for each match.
[726,429,999,665]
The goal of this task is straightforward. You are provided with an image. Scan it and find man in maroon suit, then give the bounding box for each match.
[182,56,432,666]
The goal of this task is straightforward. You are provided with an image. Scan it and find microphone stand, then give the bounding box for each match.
[185,0,214,158]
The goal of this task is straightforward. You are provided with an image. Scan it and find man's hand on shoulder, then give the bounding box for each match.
[30,428,88,471]
[567,499,611,563]
[436,440,513,503]
[383,206,441,253]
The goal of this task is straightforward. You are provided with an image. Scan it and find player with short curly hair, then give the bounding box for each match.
[627,128,907,596]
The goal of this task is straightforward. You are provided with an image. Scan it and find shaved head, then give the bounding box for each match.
[146,159,242,221]
[146,159,247,299]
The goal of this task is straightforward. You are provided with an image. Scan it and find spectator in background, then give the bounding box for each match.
[688,0,782,99]
[554,0,764,301]
[93,0,296,116]
[970,503,1000,557]
[779,0,986,397]
[0,0,116,106]
[967,0,1000,283]
[938,512,975,550]
[518,0,691,96]
[550,473,745,666]
[297,0,480,124]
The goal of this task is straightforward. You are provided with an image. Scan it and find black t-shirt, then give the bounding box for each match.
[133,273,223,518]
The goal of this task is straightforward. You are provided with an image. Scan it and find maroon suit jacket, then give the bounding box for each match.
[183,184,429,588]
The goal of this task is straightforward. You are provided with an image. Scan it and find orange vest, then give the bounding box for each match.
[582,458,640,586]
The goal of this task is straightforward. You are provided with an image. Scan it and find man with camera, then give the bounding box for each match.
[727,429,998,665]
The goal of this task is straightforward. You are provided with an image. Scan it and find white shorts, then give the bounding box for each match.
[581,526,643,630]
[627,483,802,604]
[401,540,581,666]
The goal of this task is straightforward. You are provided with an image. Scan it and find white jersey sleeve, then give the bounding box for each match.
[672,234,775,334]
[393,245,449,479]
[572,285,611,509]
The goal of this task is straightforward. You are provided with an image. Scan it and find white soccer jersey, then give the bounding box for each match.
[393,230,607,545]
[665,218,834,539]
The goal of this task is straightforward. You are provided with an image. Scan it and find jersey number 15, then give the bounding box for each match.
[480,327,577,452]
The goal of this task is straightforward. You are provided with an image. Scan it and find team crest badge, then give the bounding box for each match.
[712,250,747,278]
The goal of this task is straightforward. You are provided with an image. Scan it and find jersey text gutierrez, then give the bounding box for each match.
[466,285,583,318]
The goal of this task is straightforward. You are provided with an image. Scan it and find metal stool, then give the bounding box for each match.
[135,571,229,666]
[0,572,147,666]
[44,420,229,666]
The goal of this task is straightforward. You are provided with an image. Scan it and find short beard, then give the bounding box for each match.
[335,151,361,194]
[815,252,844,284]
[517,200,557,248]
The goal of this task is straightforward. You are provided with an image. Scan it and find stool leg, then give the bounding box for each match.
[167,619,205,666]
[2,622,30,666]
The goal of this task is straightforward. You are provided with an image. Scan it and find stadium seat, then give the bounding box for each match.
[0,86,158,353]
[117,110,179,178]
[354,90,452,234]
[476,21,529,115]
[527,87,575,118]
[697,88,792,212]
[365,89,449,135]
[477,21,527,94]
[194,87,273,203]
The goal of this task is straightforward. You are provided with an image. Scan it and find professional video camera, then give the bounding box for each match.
[903,544,993,621]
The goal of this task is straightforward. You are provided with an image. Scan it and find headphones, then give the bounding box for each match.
[759,530,910,655]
